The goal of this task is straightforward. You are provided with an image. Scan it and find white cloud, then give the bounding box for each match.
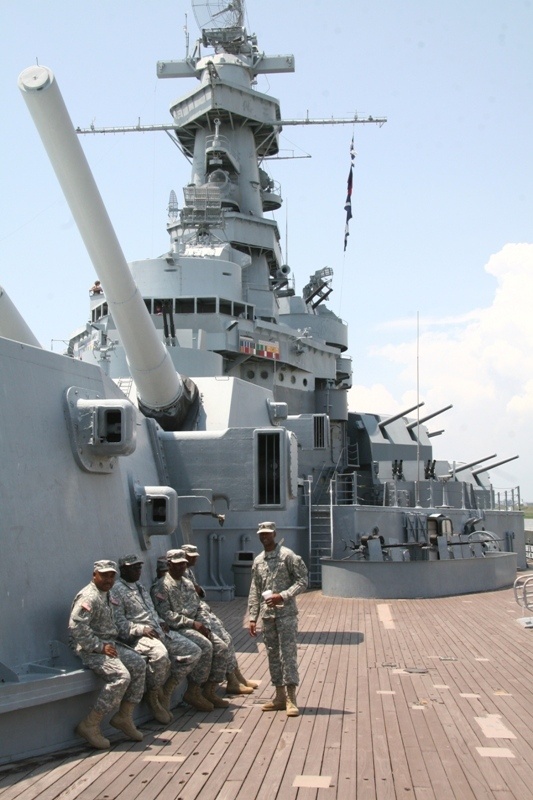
[348,243,533,499]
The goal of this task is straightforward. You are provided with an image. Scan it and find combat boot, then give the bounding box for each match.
[234,663,260,689]
[226,670,254,695]
[203,681,230,708]
[261,686,286,712]
[160,676,180,715]
[285,685,299,717]
[110,700,143,741]
[75,708,110,749]
[183,679,214,711]
[146,688,172,724]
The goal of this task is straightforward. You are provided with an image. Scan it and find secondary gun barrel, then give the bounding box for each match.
[379,402,424,431]
[406,404,453,431]
[472,455,519,476]
[0,285,41,347]
[448,454,497,475]
[18,65,195,429]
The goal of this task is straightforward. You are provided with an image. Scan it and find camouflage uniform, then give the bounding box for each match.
[184,567,237,672]
[110,578,201,689]
[248,544,308,686]
[69,581,146,713]
[185,566,206,598]
[152,573,229,683]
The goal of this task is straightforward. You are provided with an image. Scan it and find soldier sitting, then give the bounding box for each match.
[69,560,146,749]
[181,543,259,695]
[152,549,230,712]
[111,554,202,724]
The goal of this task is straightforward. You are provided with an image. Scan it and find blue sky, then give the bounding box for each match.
[1,1,532,499]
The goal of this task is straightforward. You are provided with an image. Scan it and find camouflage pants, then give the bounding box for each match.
[79,643,147,713]
[178,628,229,684]
[206,613,237,673]
[133,636,171,690]
[164,630,203,683]
[262,614,299,687]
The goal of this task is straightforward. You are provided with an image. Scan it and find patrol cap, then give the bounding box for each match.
[93,559,117,573]
[166,548,188,563]
[181,544,200,556]
[257,520,276,534]
[156,556,169,570]
[118,554,144,568]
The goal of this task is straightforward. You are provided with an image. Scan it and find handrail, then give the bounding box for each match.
[513,574,533,612]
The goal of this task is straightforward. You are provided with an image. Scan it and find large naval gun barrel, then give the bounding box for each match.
[0,285,41,347]
[18,66,196,430]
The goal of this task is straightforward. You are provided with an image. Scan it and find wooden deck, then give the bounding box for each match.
[2,585,533,800]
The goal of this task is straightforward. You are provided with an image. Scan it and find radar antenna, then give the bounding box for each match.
[192,0,244,32]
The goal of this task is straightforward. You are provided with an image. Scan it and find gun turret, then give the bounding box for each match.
[18,66,196,430]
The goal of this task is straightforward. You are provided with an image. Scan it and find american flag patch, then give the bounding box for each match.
[110,597,119,605]
[155,592,166,600]
[81,602,91,612]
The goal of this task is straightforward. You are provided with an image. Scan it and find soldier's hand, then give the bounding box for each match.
[102,643,118,657]
[193,621,210,638]
[266,593,283,607]
[249,621,257,637]
[143,626,159,639]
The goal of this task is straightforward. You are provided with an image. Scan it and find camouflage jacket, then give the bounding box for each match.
[151,572,211,631]
[248,544,308,622]
[110,578,164,642]
[68,581,119,654]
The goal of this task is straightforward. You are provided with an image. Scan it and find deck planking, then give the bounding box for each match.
[2,583,533,800]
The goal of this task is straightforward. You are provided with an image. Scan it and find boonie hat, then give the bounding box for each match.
[93,559,117,573]
[257,521,276,534]
[118,554,144,567]
[166,549,188,563]
[182,544,200,556]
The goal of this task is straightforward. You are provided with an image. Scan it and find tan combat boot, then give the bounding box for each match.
[110,700,143,741]
[183,679,214,711]
[146,687,172,724]
[75,708,110,749]
[203,681,230,708]
[226,670,254,695]
[234,664,260,689]
[261,686,286,712]
[159,676,180,716]
[285,685,299,717]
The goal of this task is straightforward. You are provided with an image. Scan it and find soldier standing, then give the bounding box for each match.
[152,549,230,711]
[248,522,308,716]
[181,543,259,696]
[111,554,202,723]
[69,560,146,749]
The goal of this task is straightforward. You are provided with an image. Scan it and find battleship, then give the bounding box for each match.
[0,0,526,767]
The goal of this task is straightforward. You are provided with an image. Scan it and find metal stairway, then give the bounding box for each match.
[309,506,331,587]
